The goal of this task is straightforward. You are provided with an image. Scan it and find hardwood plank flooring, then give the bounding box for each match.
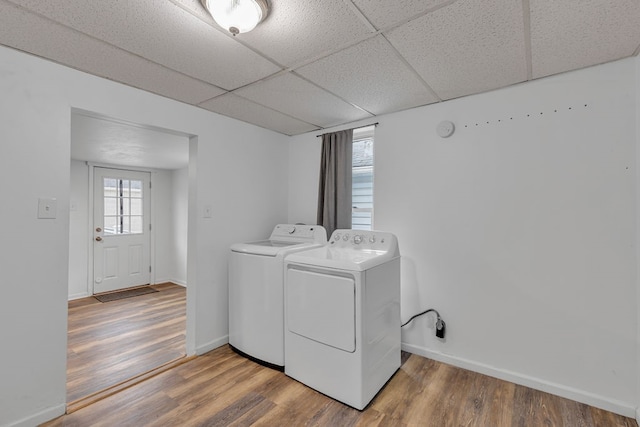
[45,344,636,426]
[66,283,186,403]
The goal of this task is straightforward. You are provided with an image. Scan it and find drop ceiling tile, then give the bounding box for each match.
[386,0,528,101]
[236,0,374,67]
[235,73,373,128]
[296,36,439,115]
[170,0,216,24]
[530,0,640,79]
[200,93,320,136]
[352,0,451,29]
[0,1,226,105]
[6,0,280,89]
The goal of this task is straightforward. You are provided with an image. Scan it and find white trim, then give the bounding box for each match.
[86,161,161,173]
[402,342,636,418]
[152,277,186,287]
[68,292,91,301]
[149,170,157,286]
[636,406,640,425]
[185,136,198,357]
[6,404,65,427]
[87,162,95,295]
[196,335,229,356]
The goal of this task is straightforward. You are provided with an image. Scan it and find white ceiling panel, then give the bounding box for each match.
[170,0,217,25]
[386,0,528,101]
[1,0,638,136]
[235,0,375,67]
[297,36,439,115]
[71,113,190,170]
[352,0,452,30]
[530,0,640,79]
[6,0,280,90]
[200,93,320,136]
[0,1,226,105]
[235,73,373,128]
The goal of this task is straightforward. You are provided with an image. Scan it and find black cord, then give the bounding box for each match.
[401,308,440,327]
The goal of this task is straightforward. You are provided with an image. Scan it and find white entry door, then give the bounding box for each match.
[93,167,151,294]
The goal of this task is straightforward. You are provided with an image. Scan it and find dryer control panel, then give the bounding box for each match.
[329,229,399,257]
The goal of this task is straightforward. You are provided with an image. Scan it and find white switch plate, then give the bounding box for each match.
[38,197,57,219]
[203,205,212,218]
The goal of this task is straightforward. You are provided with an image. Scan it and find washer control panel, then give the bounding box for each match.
[329,229,395,252]
[270,224,327,243]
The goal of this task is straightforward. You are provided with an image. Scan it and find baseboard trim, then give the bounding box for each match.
[68,292,90,301]
[6,403,65,427]
[196,335,228,355]
[401,343,636,418]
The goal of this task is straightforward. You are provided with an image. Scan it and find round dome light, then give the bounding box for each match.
[202,0,269,35]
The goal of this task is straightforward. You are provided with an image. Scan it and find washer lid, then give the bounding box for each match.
[230,224,327,256]
[231,240,314,256]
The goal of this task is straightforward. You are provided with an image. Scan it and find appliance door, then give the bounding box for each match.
[287,267,356,352]
[229,251,283,365]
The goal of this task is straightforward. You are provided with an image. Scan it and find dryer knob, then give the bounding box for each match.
[353,235,363,244]
[369,236,376,244]
[343,234,350,241]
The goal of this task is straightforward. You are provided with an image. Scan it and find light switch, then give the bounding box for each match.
[203,205,212,219]
[38,198,57,219]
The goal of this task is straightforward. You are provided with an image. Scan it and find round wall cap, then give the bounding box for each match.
[437,120,455,138]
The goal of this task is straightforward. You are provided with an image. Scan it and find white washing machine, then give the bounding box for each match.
[284,229,401,410]
[229,224,327,369]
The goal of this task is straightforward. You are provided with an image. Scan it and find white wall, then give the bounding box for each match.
[171,167,189,286]
[289,58,638,416]
[152,169,174,285]
[69,160,89,298]
[0,45,289,427]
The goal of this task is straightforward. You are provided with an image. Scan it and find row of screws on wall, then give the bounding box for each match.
[463,104,589,128]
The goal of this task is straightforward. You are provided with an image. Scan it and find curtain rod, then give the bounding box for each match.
[315,122,379,138]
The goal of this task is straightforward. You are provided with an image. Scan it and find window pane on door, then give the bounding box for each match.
[130,198,142,216]
[103,177,144,235]
[104,216,118,235]
[130,216,143,234]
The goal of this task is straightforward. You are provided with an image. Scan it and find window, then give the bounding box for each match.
[103,177,144,235]
[352,126,374,230]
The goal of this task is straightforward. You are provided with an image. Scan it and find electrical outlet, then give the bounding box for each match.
[435,319,446,339]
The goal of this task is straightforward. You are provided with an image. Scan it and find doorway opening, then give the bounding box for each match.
[67,109,194,410]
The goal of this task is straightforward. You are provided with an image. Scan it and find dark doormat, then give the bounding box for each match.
[94,286,158,303]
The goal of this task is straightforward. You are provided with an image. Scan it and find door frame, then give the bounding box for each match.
[70,107,198,359]
[87,162,157,294]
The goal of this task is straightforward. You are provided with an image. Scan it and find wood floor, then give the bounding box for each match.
[66,283,186,403]
[46,344,635,426]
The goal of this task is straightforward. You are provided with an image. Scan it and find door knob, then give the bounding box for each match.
[95,236,103,242]
[96,227,102,232]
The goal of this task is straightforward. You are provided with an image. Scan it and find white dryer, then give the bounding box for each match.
[229,224,327,369]
[284,229,401,410]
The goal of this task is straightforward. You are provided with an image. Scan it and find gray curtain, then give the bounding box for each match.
[317,129,353,238]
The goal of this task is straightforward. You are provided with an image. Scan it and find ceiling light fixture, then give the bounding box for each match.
[201,0,269,36]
